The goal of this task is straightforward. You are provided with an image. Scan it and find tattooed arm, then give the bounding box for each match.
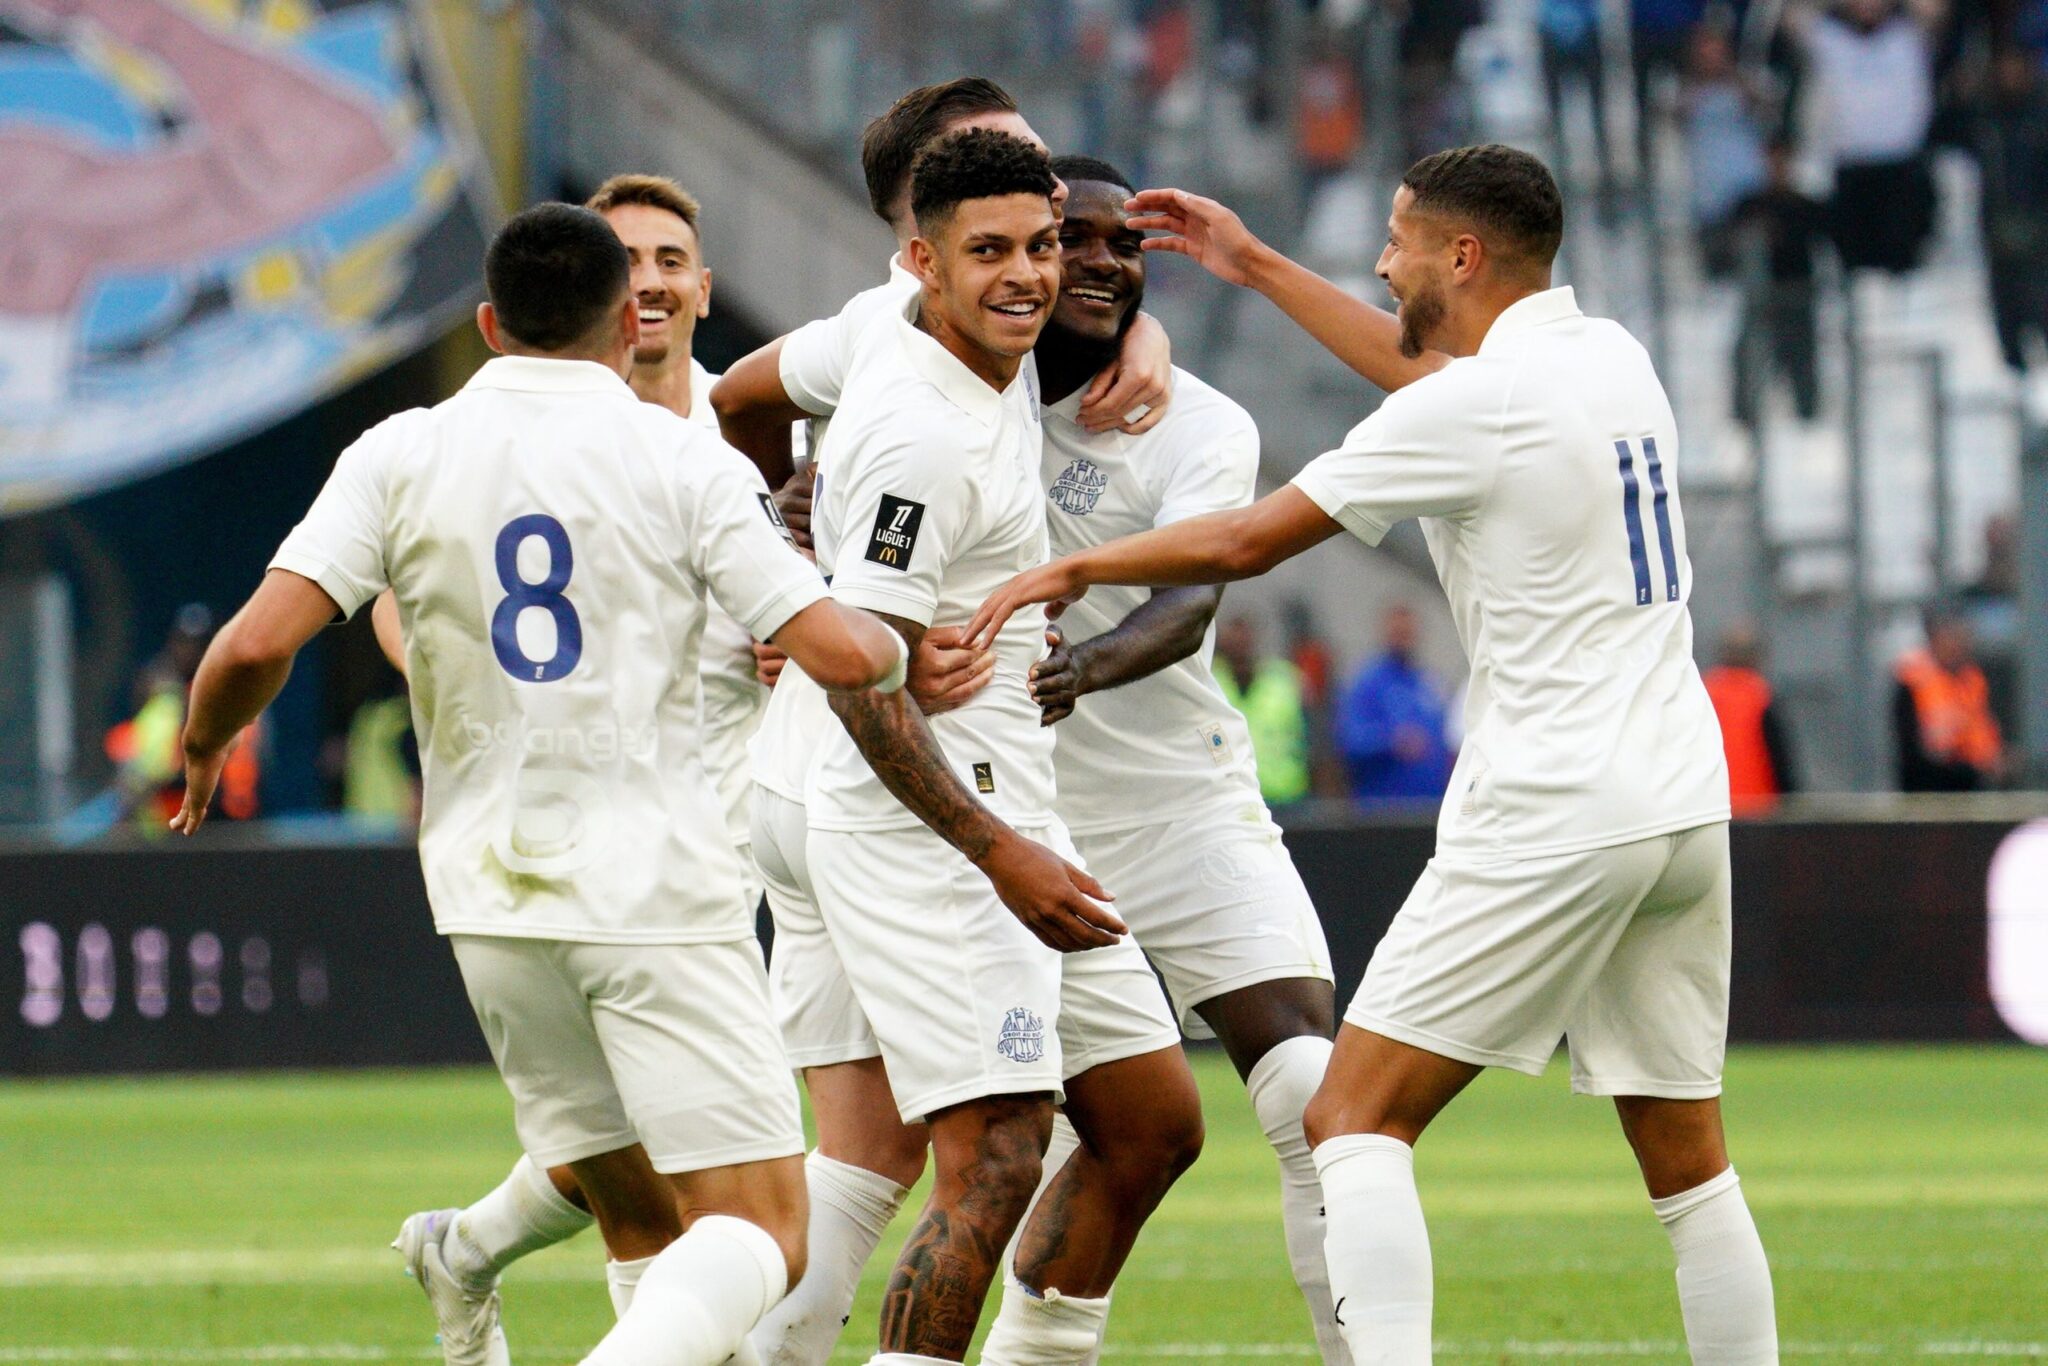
[827,612,1126,951]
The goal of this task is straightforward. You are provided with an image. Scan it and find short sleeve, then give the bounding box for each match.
[778,312,853,417]
[824,427,978,628]
[269,422,396,619]
[1289,387,1495,547]
[686,441,830,641]
[1154,409,1260,528]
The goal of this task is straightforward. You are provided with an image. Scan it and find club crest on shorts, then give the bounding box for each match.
[1048,458,1108,516]
[997,1006,1045,1063]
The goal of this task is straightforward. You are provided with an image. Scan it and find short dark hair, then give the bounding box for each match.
[484,203,629,351]
[912,128,1058,236]
[1400,144,1563,273]
[860,77,1020,223]
[1050,154,1133,195]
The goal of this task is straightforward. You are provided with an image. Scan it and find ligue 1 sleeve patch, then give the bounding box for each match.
[865,494,925,571]
[757,492,797,547]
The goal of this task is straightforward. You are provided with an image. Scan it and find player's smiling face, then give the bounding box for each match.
[1376,187,1450,359]
[1051,180,1144,346]
[604,202,709,366]
[918,192,1061,367]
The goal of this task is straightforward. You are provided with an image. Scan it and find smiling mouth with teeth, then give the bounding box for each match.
[991,301,1043,317]
[1064,287,1119,304]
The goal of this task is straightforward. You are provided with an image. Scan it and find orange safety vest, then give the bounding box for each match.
[1703,665,1780,814]
[1894,650,2002,770]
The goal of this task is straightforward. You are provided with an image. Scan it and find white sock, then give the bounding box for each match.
[1313,1135,1433,1366]
[1652,1168,1778,1365]
[980,1274,1112,1365]
[750,1151,910,1365]
[446,1154,594,1288]
[581,1215,788,1366]
[1248,1036,1351,1366]
[607,1254,654,1319]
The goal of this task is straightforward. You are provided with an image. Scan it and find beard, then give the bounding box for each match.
[1396,281,1446,359]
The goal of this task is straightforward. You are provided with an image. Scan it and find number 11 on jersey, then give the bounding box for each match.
[1615,437,1680,606]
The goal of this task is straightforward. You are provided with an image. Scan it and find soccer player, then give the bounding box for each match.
[968,145,1780,1365]
[384,173,788,1360]
[806,128,1200,1366]
[970,152,1349,1365]
[171,202,912,1366]
[712,79,1180,1366]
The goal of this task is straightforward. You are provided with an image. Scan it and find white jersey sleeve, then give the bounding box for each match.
[1289,381,1498,546]
[682,445,831,642]
[1154,406,1259,527]
[778,259,922,417]
[269,414,416,617]
[821,431,980,628]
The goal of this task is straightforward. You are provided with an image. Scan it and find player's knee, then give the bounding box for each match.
[771,1219,809,1290]
[1301,1082,1363,1150]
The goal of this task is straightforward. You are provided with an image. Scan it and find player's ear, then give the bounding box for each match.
[1451,232,1483,285]
[908,234,941,287]
[477,302,504,354]
[696,267,713,320]
[620,294,642,349]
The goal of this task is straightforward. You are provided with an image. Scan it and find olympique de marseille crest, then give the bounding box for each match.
[997,1006,1046,1063]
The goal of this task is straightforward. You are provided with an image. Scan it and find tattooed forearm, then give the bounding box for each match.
[828,612,1003,863]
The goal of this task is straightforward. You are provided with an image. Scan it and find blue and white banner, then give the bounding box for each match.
[0,0,496,513]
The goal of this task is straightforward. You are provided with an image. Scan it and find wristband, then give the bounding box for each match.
[874,630,910,695]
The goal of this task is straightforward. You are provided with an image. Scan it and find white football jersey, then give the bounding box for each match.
[749,259,922,803]
[807,310,1056,833]
[271,355,826,943]
[1290,288,1729,860]
[1040,367,1265,833]
[683,356,770,853]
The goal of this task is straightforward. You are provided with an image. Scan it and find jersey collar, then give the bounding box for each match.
[1477,286,1581,355]
[889,310,1022,429]
[685,357,720,426]
[464,355,634,394]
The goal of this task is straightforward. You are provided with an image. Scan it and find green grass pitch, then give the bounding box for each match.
[2,1046,2044,1363]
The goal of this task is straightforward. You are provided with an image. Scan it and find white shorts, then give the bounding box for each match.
[753,786,879,1069]
[1346,822,1732,1099]
[808,820,1181,1124]
[1075,804,1333,1039]
[451,934,805,1172]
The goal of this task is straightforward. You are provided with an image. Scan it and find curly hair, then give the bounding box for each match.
[1401,144,1563,274]
[910,128,1057,235]
[860,78,1019,225]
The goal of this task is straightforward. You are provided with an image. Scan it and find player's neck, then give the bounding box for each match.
[1450,281,1552,357]
[628,348,696,417]
[1034,325,1117,407]
[916,300,1021,391]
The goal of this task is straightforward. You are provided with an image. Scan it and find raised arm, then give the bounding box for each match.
[709,338,805,489]
[172,569,341,833]
[828,612,1127,951]
[1028,586,1222,725]
[1125,188,1449,394]
[969,486,1341,650]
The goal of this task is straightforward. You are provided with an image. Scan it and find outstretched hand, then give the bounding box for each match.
[966,561,1087,654]
[1125,189,1268,288]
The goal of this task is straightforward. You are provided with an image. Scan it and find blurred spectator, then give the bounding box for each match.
[105,604,261,830]
[1702,622,1799,812]
[1283,597,1350,799]
[1633,0,1712,172]
[1396,0,1484,161]
[1892,604,2006,790]
[1731,139,1830,426]
[1684,22,1771,275]
[342,685,420,827]
[1335,604,1455,804]
[1961,512,2021,734]
[1540,0,1617,199]
[1800,0,1945,274]
[1213,615,1311,807]
[1975,48,2048,371]
[1296,31,1364,206]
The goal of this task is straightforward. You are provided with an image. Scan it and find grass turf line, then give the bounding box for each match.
[1,1046,2043,1363]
